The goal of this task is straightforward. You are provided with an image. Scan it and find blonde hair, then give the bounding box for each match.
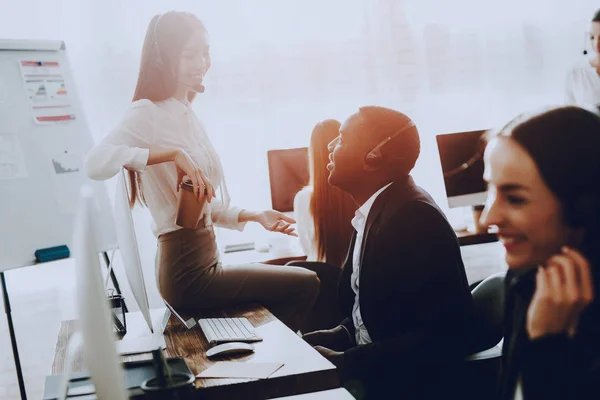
[308,120,356,267]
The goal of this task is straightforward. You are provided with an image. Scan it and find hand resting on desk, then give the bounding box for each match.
[303,327,350,379]
[302,326,354,352]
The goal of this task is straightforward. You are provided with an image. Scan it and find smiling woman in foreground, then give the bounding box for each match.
[480,106,600,400]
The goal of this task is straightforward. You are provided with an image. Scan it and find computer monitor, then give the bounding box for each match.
[267,147,309,212]
[436,130,488,208]
[114,169,167,354]
[71,186,127,400]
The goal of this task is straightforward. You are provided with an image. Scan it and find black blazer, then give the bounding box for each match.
[337,176,474,388]
[500,268,600,400]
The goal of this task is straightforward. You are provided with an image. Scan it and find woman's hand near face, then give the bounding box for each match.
[527,247,595,340]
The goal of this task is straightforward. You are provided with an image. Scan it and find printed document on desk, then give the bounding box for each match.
[197,362,284,379]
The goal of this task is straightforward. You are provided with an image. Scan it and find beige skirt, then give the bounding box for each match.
[156,215,220,308]
[155,216,320,332]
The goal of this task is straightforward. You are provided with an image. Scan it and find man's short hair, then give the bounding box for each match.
[358,106,420,176]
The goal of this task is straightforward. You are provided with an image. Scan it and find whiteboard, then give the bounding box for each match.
[0,39,117,271]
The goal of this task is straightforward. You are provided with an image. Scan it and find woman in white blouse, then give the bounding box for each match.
[565,9,600,106]
[293,119,355,268]
[85,11,319,332]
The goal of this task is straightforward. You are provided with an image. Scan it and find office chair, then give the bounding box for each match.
[459,271,506,400]
[285,260,343,332]
[469,271,505,353]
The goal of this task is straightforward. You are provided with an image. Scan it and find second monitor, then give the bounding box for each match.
[267,147,309,213]
[436,129,488,208]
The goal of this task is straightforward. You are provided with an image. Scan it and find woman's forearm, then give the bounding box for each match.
[238,210,260,223]
[147,147,179,166]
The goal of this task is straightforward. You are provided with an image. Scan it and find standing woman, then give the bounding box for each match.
[85,11,319,332]
[565,9,600,106]
[480,106,600,399]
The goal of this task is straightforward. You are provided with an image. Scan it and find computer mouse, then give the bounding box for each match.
[206,342,255,358]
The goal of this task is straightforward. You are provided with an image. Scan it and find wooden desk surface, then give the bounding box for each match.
[52,304,339,399]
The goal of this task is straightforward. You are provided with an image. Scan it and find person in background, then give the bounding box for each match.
[565,9,600,106]
[84,11,319,332]
[294,119,356,268]
[302,106,475,399]
[480,106,600,400]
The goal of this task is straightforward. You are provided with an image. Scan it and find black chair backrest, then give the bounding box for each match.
[285,261,342,332]
[470,271,505,352]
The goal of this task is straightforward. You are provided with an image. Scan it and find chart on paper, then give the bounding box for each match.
[51,151,82,174]
[19,60,76,125]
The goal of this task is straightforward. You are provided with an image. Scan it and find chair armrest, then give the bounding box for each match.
[263,256,307,265]
[465,344,502,362]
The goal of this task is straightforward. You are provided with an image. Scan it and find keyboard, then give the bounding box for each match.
[198,317,263,345]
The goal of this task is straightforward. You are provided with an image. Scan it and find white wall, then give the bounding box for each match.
[1,0,599,310]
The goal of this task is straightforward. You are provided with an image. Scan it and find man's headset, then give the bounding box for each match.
[153,12,205,93]
[363,120,416,168]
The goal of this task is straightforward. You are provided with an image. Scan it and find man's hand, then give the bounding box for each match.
[302,326,353,352]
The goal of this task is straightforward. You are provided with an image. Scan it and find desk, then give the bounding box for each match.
[221,244,305,266]
[456,231,498,246]
[219,232,305,266]
[219,216,498,267]
[51,304,339,399]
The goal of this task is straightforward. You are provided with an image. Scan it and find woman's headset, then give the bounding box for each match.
[152,12,205,93]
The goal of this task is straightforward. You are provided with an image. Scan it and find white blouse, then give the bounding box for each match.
[85,98,245,237]
[565,61,600,107]
[293,186,318,262]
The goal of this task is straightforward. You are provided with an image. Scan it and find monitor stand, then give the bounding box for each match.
[162,299,197,329]
[115,308,168,356]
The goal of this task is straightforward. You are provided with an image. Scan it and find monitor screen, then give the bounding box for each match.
[436,130,488,208]
[267,147,309,213]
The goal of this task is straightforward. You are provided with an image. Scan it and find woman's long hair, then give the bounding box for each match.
[128,11,206,207]
[308,120,356,267]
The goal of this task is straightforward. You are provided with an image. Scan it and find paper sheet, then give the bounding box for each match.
[19,60,76,125]
[196,362,284,379]
[0,132,28,180]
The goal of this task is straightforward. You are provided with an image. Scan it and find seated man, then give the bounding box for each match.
[303,106,475,399]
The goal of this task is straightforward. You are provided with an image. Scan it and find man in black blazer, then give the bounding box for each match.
[303,106,475,399]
